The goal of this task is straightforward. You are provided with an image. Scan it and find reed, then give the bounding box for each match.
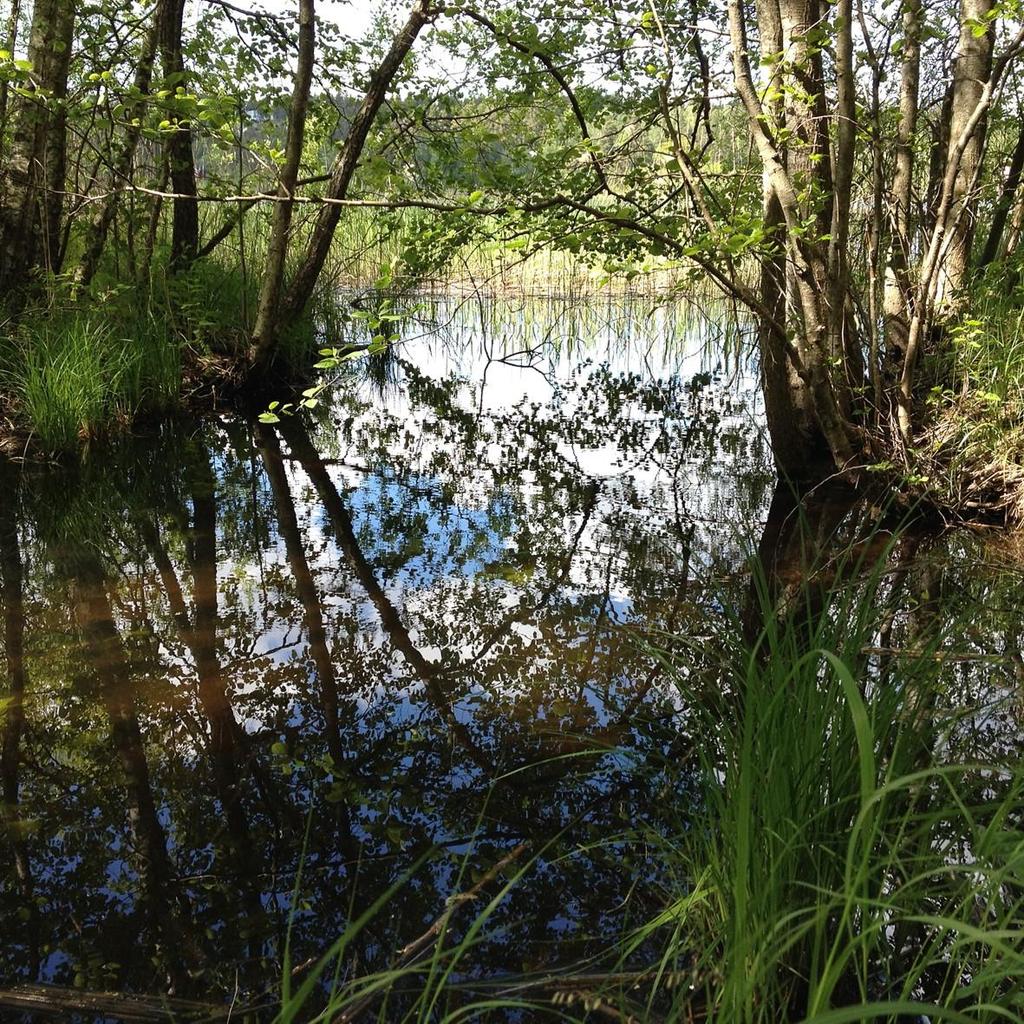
[269,515,1024,1022]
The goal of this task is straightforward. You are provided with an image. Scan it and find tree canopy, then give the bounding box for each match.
[1,0,1024,502]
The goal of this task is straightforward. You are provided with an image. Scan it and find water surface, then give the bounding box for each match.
[1,297,1020,1014]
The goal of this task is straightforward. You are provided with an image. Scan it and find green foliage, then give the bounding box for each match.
[259,298,410,422]
[917,273,1024,501]
[1,307,181,449]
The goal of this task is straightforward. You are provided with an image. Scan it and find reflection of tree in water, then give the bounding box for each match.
[0,360,715,1000]
[0,355,1020,1010]
[0,460,37,977]
[747,478,1024,768]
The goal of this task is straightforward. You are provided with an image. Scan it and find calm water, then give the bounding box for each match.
[0,297,1021,1015]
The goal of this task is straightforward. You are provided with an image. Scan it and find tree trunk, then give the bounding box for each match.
[158,0,198,272]
[1003,187,1024,262]
[732,0,857,476]
[273,0,434,352]
[250,0,315,363]
[0,0,74,292]
[897,7,1015,439]
[935,0,995,303]
[140,145,170,285]
[754,0,830,477]
[924,85,953,238]
[882,0,921,366]
[777,0,833,239]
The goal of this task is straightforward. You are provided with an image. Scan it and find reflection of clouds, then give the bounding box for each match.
[4,298,771,994]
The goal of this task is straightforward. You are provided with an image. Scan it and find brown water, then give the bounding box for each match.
[0,297,1020,1017]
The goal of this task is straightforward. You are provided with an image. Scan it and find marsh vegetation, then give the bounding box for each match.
[1,0,1024,1020]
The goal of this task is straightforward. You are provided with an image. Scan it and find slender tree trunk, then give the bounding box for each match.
[924,85,954,238]
[73,7,160,290]
[1003,188,1024,260]
[978,123,1024,269]
[882,0,921,367]
[250,0,315,363]
[273,0,434,351]
[140,145,170,285]
[829,0,863,396]
[935,0,995,304]
[0,0,74,292]
[858,2,885,418]
[158,0,197,272]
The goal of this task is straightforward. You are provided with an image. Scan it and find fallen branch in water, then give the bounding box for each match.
[0,984,229,1022]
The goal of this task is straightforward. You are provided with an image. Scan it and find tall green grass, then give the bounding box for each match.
[0,248,350,448]
[0,308,182,449]
[629,540,1024,1022]
[268,518,1024,1023]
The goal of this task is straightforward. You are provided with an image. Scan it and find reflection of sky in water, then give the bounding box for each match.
[234,300,765,699]
[0,298,855,1004]
[345,469,515,584]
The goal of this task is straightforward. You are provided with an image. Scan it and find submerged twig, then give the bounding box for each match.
[0,984,229,1022]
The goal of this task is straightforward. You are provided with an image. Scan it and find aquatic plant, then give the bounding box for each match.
[266,514,1024,1023]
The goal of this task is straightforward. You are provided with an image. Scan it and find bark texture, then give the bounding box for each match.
[753,0,829,477]
[882,0,921,363]
[0,0,74,292]
[731,0,859,477]
[936,0,995,302]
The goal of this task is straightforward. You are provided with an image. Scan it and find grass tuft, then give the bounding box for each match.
[1,308,182,449]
